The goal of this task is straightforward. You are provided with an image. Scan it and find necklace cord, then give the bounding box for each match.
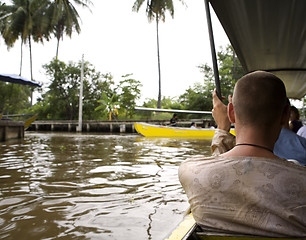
[235,143,274,153]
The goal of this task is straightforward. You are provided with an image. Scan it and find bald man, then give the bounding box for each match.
[179,71,306,237]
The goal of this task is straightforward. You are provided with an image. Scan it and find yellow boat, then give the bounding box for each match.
[24,114,38,130]
[134,122,235,138]
[165,213,306,240]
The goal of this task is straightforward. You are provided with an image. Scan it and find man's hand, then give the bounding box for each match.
[212,89,231,132]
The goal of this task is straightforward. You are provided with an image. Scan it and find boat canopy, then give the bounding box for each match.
[0,74,41,87]
[209,0,306,99]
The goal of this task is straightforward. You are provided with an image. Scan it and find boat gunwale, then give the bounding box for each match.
[135,122,217,132]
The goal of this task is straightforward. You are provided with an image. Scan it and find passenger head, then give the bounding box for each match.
[283,98,291,128]
[290,106,300,121]
[231,71,287,129]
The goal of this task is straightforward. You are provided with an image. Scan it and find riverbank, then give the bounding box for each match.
[28,119,215,133]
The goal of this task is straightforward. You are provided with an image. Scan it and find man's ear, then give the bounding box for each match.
[228,102,236,123]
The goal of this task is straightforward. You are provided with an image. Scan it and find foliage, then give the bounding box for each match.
[32,59,143,120]
[95,93,119,120]
[132,0,185,22]
[0,0,92,74]
[95,74,142,120]
[117,74,142,118]
[45,0,92,58]
[0,0,45,47]
[142,96,181,109]
[32,59,113,120]
[139,45,243,119]
[1,44,245,121]
[217,45,245,99]
[0,0,49,77]
[179,82,213,111]
[178,45,246,112]
[0,81,32,114]
[139,96,182,118]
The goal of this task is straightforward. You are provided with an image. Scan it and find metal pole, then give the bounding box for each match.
[204,0,222,100]
[77,54,84,132]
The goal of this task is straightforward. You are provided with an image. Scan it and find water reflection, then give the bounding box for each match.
[0,132,211,239]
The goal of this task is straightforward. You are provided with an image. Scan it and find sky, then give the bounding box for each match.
[0,0,230,104]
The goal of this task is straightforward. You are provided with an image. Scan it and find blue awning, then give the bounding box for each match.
[0,74,41,87]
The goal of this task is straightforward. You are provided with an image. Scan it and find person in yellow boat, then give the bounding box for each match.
[170,113,178,127]
[190,122,197,129]
[179,71,306,237]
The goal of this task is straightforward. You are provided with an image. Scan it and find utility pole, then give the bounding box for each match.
[77,54,84,132]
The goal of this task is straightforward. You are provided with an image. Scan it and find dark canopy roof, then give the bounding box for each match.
[0,74,41,87]
[210,0,306,99]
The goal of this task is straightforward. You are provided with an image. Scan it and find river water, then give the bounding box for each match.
[0,132,212,240]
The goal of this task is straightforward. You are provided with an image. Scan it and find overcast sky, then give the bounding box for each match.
[0,0,230,103]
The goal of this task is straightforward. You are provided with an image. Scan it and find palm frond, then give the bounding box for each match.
[133,0,185,22]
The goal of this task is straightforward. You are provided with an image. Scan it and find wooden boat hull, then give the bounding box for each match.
[134,122,235,138]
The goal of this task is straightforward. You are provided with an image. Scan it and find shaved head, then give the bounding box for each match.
[232,71,287,128]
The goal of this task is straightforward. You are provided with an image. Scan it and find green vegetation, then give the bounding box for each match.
[0,45,245,120]
[0,1,247,121]
[140,45,245,119]
[0,0,92,78]
[30,59,142,120]
[0,82,32,114]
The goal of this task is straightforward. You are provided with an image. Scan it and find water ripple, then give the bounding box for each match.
[0,132,211,239]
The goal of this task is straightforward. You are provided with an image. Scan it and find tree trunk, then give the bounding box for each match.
[55,25,62,59]
[56,37,60,60]
[156,15,162,109]
[28,35,33,106]
[19,39,23,76]
[29,35,33,80]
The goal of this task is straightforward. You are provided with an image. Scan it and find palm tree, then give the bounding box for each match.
[95,93,119,121]
[0,0,48,106]
[133,0,185,108]
[0,0,47,78]
[46,0,92,59]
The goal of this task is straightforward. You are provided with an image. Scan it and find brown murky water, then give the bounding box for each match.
[0,132,211,240]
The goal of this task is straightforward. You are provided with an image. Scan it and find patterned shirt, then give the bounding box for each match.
[179,129,306,237]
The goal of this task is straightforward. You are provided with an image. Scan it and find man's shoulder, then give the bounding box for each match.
[180,155,221,166]
[179,155,306,171]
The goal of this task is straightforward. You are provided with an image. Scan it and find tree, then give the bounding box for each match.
[179,82,213,111]
[95,93,119,121]
[36,59,114,120]
[46,0,92,59]
[132,0,185,109]
[0,81,31,114]
[117,74,142,118]
[0,0,48,78]
[95,74,142,120]
[179,45,245,111]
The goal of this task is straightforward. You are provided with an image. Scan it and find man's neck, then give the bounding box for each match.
[222,125,280,159]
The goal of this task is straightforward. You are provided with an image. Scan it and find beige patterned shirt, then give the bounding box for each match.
[179,129,306,237]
